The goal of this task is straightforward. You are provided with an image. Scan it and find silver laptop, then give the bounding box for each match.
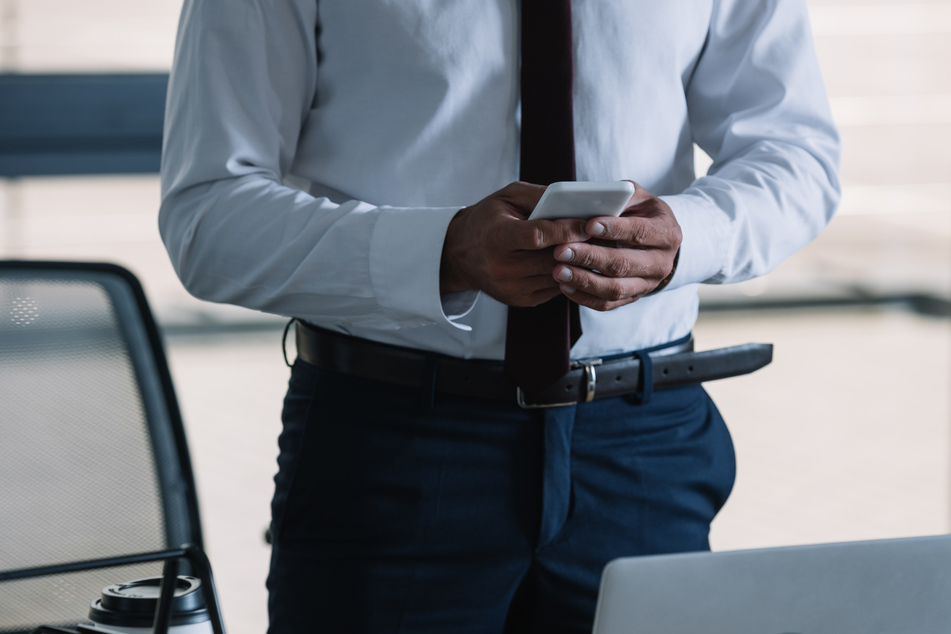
[592,535,951,634]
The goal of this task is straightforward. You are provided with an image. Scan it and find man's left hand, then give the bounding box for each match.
[552,182,682,311]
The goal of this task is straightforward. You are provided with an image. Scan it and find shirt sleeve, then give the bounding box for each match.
[158,0,472,330]
[660,0,842,290]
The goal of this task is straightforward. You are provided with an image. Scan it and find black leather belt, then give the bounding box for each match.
[295,322,773,408]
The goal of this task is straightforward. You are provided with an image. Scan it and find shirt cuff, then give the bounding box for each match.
[660,192,730,290]
[369,205,476,330]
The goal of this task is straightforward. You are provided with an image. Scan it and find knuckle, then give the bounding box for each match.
[596,221,617,240]
[669,224,683,248]
[523,225,545,250]
[590,298,612,312]
[576,249,597,269]
[632,223,654,245]
[604,253,629,277]
[605,281,626,302]
[564,221,586,243]
[574,274,594,293]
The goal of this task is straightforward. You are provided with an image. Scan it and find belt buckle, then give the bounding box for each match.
[515,358,603,409]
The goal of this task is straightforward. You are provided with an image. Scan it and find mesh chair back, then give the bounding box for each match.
[0,261,202,631]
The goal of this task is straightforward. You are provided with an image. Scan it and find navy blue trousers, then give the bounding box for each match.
[267,358,735,633]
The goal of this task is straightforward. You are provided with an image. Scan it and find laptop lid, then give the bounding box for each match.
[592,535,951,634]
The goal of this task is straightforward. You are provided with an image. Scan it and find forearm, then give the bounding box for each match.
[159,174,465,329]
[665,0,841,289]
[663,140,841,289]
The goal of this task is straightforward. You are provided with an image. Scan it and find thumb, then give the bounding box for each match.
[621,180,653,209]
[499,181,549,218]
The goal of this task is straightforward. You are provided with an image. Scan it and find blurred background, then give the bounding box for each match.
[1,0,949,631]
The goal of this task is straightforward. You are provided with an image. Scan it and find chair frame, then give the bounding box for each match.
[1,259,204,549]
[0,260,219,633]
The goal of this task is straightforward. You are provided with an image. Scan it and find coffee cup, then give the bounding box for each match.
[82,576,213,634]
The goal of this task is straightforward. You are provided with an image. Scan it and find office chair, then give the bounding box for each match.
[0,261,223,633]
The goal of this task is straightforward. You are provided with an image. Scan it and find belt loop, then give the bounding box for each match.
[419,353,438,410]
[282,318,297,368]
[631,349,654,405]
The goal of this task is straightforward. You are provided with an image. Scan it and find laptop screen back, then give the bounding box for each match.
[592,535,951,634]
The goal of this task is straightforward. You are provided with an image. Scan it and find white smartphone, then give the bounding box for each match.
[527,181,635,220]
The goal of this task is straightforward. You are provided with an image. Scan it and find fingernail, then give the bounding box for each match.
[589,222,605,237]
[556,267,573,283]
[561,284,576,295]
[556,248,574,262]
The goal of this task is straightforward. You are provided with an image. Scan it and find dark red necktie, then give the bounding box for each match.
[504,0,582,402]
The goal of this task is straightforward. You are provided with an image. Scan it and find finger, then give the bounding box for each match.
[553,264,654,305]
[553,242,668,279]
[585,213,680,248]
[496,274,563,307]
[509,217,589,251]
[518,271,563,292]
[492,249,562,279]
[528,285,564,306]
[621,180,652,207]
[559,284,635,312]
[486,251,562,298]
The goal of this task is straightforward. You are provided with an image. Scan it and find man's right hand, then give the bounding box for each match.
[440,181,589,307]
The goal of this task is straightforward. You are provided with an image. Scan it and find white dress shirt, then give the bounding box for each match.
[160,0,840,361]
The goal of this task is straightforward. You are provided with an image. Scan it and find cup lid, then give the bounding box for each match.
[89,576,209,627]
